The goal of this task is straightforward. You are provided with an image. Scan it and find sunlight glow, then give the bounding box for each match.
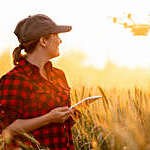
[0,0,150,69]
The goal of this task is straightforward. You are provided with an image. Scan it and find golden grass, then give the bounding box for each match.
[1,50,150,149]
[71,86,150,150]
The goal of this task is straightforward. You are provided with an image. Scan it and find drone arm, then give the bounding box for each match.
[117,22,132,28]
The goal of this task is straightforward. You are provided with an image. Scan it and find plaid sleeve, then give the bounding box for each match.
[0,74,30,130]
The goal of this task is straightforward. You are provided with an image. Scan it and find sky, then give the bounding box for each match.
[1,0,150,69]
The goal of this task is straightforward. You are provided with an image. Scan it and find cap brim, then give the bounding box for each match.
[52,25,72,33]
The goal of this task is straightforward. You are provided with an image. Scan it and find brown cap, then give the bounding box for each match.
[14,14,72,43]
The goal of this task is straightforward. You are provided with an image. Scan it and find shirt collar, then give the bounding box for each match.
[18,55,53,77]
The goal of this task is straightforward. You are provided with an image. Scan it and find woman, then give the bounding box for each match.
[0,14,78,149]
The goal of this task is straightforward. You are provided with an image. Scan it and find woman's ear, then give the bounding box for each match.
[39,36,48,48]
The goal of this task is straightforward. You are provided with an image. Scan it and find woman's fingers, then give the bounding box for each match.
[61,111,70,123]
[49,107,72,123]
[2,128,13,144]
[56,107,72,121]
[49,106,82,123]
[69,108,81,120]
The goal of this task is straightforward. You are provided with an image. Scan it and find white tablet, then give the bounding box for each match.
[69,96,103,109]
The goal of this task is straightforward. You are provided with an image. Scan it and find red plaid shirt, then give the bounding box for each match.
[0,56,74,150]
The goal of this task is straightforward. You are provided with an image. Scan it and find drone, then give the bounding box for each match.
[111,14,150,36]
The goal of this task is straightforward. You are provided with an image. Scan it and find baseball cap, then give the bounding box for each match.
[14,14,72,43]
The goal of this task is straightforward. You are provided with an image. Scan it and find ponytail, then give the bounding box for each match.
[12,44,23,65]
[12,39,39,65]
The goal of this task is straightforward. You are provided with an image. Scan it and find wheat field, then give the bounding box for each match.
[71,86,150,150]
[1,50,150,150]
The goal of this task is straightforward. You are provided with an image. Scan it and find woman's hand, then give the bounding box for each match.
[48,106,72,123]
[0,106,71,145]
[1,107,71,144]
[1,127,14,145]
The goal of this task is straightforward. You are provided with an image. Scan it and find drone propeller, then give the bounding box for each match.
[127,13,136,24]
[127,13,132,19]
[123,22,128,28]
[107,16,124,23]
[113,17,117,23]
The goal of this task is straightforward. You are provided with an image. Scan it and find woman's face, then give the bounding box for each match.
[45,33,62,59]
